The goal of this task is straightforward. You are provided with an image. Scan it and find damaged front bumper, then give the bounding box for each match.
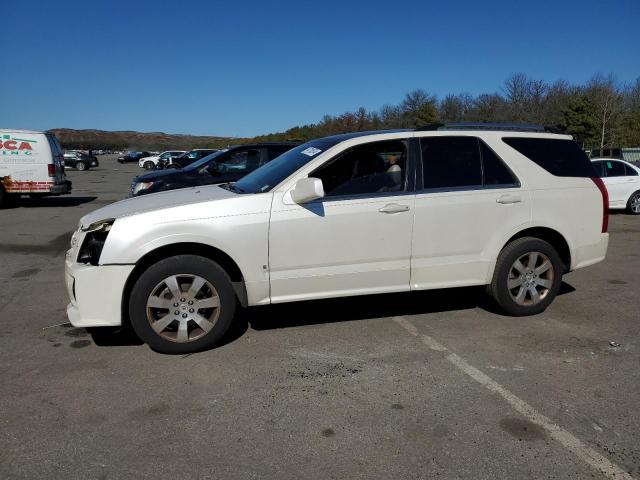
[65,250,134,328]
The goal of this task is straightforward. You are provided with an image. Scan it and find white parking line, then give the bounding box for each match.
[393,316,636,480]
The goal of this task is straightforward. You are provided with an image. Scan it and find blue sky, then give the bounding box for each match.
[1,0,639,137]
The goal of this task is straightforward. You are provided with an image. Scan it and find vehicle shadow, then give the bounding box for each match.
[245,281,576,331]
[10,196,98,208]
[87,281,576,348]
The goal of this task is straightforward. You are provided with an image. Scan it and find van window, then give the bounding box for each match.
[503,137,596,177]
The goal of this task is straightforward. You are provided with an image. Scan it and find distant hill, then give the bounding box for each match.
[49,128,243,151]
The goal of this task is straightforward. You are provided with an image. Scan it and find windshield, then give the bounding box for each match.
[232,141,336,193]
[186,149,229,170]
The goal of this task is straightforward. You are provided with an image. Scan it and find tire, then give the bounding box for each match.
[0,186,19,208]
[488,237,563,316]
[128,255,237,354]
[143,161,155,170]
[76,162,87,171]
[626,190,640,215]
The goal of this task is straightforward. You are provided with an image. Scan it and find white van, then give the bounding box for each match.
[0,129,71,207]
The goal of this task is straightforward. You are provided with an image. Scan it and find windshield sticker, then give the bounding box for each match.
[301,147,322,157]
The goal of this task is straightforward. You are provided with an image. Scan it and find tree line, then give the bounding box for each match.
[254,73,640,150]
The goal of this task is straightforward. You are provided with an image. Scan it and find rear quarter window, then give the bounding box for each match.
[503,137,596,177]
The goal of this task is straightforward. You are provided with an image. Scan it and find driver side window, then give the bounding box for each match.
[311,140,407,197]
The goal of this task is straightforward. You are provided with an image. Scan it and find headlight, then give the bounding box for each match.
[133,181,154,195]
[78,219,114,265]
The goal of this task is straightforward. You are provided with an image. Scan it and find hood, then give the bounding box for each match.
[134,167,190,182]
[79,184,236,228]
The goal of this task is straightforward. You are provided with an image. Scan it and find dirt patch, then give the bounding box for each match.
[500,417,547,441]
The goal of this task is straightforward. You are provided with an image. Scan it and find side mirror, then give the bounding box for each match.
[290,177,325,204]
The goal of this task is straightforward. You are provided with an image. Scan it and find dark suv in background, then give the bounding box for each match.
[118,151,151,163]
[131,142,298,196]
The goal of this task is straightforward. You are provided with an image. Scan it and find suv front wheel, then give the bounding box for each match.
[129,255,237,354]
[489,237,563,316]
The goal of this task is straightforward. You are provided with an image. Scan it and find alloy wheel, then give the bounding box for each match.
[631,192,640,213]
[146,274,221,343]
[507,251,554,306]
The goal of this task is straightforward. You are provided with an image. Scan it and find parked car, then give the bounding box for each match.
[138,151,186,170]
[66,124,609,354]
[117,151,151,163]
[591,158,640,214]
[64,151,98,171]
[131,143,298,196]
[1,129,71,207]
[160,149,218,169]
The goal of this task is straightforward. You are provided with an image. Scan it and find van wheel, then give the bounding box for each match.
[488,237,563,316]
[143,161,155,170]
[129,255,237,354]
[76,162,87,171]
[626,190,640,215]
[0,186,18,208]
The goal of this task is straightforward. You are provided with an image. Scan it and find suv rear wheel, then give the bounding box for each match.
[489,237,563,316]
[143,161,155,170]
[129,255,237,354]
[76,161,87,171]
[626,190,640,215]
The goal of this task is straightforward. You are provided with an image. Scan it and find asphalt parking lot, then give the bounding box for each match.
[1,155,639,479]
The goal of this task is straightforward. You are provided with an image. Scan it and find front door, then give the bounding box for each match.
[268,139,414,303]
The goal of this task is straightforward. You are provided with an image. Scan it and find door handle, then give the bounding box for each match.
[379,203,410,214]
[496,195,522,205]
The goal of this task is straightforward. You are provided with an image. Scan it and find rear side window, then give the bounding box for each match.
[421,136,517,189]
[603,160,626,177]
[591,161,606,177]
[421,137,482,189]
[624,163,638,176]
[480,141,518,186]
[503,137,595,177]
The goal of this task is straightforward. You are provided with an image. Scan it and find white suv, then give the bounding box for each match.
[138,151,186,170]
[65,124,609,353]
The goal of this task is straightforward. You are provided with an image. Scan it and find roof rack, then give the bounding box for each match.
[415,122,563,133]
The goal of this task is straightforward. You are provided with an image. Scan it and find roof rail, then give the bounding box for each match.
[415,122,563,133]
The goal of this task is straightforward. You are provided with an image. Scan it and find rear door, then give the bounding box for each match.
[601,160,629,207]
[411,135,529,289]
[46,134,66,185]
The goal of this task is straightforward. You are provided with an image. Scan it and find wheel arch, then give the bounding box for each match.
[500,227,571,273]
[121,242,247,328]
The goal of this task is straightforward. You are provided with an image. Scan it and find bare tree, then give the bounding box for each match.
[587,74,624,149]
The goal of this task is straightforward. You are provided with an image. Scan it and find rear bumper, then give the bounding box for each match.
[572,233,609,270]
[65,254,134,327]
[50,181,72,195]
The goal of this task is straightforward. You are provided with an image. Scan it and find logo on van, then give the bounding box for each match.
[1,134,36,155]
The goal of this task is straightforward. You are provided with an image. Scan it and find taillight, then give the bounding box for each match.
[48,164,56,177]
[591,177,608,233]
